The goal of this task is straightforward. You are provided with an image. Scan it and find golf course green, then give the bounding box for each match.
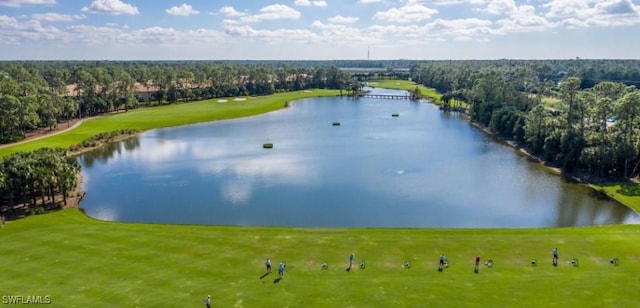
[1,85,640,306]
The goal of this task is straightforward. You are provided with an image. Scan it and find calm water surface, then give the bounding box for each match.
[79,89,639,228]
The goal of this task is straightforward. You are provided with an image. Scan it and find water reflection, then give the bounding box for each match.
[81,137,141,168]
[78,89,639,228]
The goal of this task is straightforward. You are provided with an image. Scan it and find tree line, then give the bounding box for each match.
[0,148,81,217]
[410,60,640,178]
[0,61,355,143]
[3,59,640,145]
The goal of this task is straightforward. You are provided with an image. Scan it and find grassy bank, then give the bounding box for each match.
[593,183,640,214]
[1,209,639,307]
[368,80,442,104]
[0,90,339,158]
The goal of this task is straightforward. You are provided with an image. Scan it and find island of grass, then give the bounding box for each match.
[1,84,640,306]
[263,142,273,149]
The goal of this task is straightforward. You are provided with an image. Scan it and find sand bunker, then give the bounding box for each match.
[217,99,228,103]
[303,90,313,93]
[233,98,247,101]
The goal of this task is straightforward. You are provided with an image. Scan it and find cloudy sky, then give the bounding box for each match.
[1,0,639,60]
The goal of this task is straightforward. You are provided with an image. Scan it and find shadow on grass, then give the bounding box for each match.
[260,273,270,280]
[273,277,282,284]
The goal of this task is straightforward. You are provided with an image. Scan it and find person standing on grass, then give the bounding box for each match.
[439,254,446,271]
[278,261,286,278]
[552,248,558,266]
[349,253,355,270]
[474,256,481,273]
[204,295,211,308]
[265,258,272,274]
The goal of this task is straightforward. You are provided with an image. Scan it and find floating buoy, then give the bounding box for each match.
[332,122,341,126]
[263,143,273,149]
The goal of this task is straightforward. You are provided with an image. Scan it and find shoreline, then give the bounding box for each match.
[7,86,638,223]
[464,115,640,215]
[76,89,639,226]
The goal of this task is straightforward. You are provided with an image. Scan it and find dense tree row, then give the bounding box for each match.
[3,59,640,144]
[0,148,80,216]
[411,62,640,178]
[0,62,354,143]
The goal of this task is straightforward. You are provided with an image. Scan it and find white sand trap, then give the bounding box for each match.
[303,90,313,93]
[233,97,247,101]
[249,96,257,99]
[217,99,228,103]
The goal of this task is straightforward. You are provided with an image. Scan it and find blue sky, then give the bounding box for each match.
[1,0,639,60]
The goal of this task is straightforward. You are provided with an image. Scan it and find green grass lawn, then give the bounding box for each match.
[0,90,339,158]
[1,209,639,307]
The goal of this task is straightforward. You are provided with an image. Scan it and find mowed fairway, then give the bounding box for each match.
[0,90,340,157]
[1,210,639,307]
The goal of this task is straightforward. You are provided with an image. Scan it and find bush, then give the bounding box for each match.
[70,129,140,151]
[31,206,45,215]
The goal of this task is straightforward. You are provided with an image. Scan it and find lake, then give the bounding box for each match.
[78,88,639,228]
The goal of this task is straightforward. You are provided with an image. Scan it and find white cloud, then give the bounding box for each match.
[358,0,381,3]
[294,0,311,6]
[224,24,320,42]
[425,18,494,37]
[166,3,199,16]
[543,0,591,19]
[0,15,225,47]
[0,0,55,7]
[494,5,554,34]
[219,6,247,17]
[0,14,61,43]
[311,21,374,44]
[238,4,301,23]
[328,15,359,23]
[31,13,86,22]
[483,0,517,15]
[313,0,328,7]
[295,0,327,7]
[81,0,139,15]
[425,0,486,5]
[544,0,640,28]
[374,3,438,23]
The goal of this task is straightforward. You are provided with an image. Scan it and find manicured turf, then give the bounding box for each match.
[1,209,639,307]
[0,90,340,157]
